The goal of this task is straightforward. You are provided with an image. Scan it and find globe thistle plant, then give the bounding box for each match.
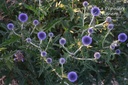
[118,33,127,42]
[67,71,78,82]
[26,38,32,43]
[115,49,121,55]
[7,23,21,37]
[4,1,127,84]
[33,20,39,26]
[110,44,115,50]
[41,51,47,57]
[107,24,114,30]
[37,31,46,41]
[83,1,88,7]
[46,58,52,64]
[91,6,100,16]
[105,16,112,23]
[59,58,66,65]
[94,52,101,59]
[88,28,94,34]
[59,38,66,46]
[48,32,54,38]
[82,36,92,46]
[18,13,28,23]
[7,23,14,30]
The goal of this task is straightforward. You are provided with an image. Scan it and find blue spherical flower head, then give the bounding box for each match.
[82,36,92,46]
[18,13,28,23]
[33,20,39,26]
[91,6,100,16]
[48,32,54,38]
[107,24,114,30]
[26,38,31,43]
[118,33,127,42]
[37,31,46,40]
[94,52,101,59]
[59,38,66,46]
[41,51,47,57]
[88,28,94,34]
[67,71,78,82]
[115,49,121,55]
[110,44,115,50]
[7,23,14,30]
[105,17,112,23]
[59,58,66,65]
[46,58,52,64]
[83,1,88,7]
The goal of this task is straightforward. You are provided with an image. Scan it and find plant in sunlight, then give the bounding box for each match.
[0,0,128,85]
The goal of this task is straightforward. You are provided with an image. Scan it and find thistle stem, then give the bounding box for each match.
[39,0,41,7]
[21,23,24,29]
[30,26,36,35]
[91,21,105,28]
[61,64,64,78]
[42,57,62,80]
[49,64,62,80]
[30,42,40,48]
[70,55,96,61]
[45,37,52,51]
[62,45,73,55]
[12,30,21,37]
[21,23,24,44]
[73,45,83,55]
[40,40,42,45]
[89,15,95,27]
[81,21,106,36]
[102,30,111,48]
[82,7,86,26]
[39,0,42,19]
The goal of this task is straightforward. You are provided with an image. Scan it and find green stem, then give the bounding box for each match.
[102,30,111,48]
[39,0,41,7]
[49,64,62,80]
[73,45,83,55]
[42,57,62,80]
[62,45,73,55]
[91,21,105,28]
[30,42,40,49]
[45,37,52,51]
[89,15,95,27]
[21,23,24,29]
[81,21,106,36]
[12,30,21,37]
[61,64,64,78]
[82,7,86,26]
[40,40,42,46]
[30,26,36,35]
[39,0,42,19]
[70,55,96,61]
[81,29,87,36]
[21,23,24,44]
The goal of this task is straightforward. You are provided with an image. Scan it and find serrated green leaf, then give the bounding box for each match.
[66,6,74,21]
[0,35,20,47]
[44,18,64,31]
[23,4,38,16]
[6,60,13,70]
